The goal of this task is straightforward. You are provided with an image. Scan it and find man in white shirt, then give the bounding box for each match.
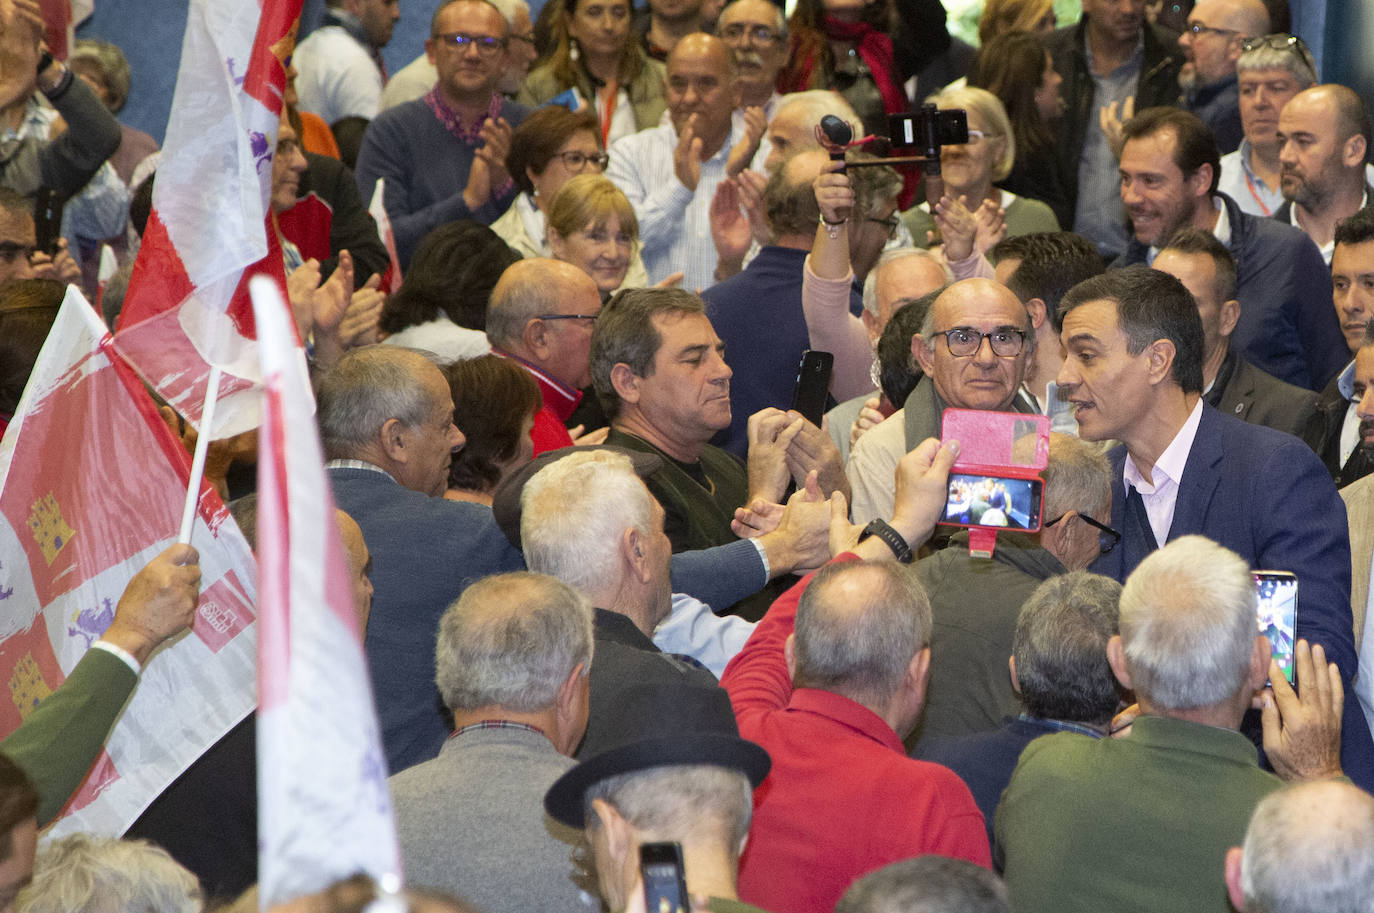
[605,33,763,292]
[295,0,400,126]
[1274,84,1372,264]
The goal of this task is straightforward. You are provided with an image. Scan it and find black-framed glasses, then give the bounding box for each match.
[1240,33,1316,74]
[554,150,609,170]
[720,23,781,45]
[537,313,599,323]
[1045,511,1121,555]
[433,32,507,55]
[934,327,1027,358]
[867,213,900,239]
[1186,22,1239,38]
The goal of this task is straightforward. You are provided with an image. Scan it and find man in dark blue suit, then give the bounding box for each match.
[1056,266,1374,787]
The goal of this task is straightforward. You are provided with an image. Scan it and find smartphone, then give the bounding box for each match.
[939,472,1044,532]
[33,187,64,255]
[790,350,833,427]
[1254,571,1297,685]
[640,842,688,913]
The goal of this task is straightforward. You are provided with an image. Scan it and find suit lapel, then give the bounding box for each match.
[1166,405,1224,543]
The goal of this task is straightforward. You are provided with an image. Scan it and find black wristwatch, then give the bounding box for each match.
[858,518,913,563]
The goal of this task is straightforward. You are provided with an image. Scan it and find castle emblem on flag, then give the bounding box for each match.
[28,494,76,566]
[10,653,53,719]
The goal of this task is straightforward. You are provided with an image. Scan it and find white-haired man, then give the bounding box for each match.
[389,572,598,913]
[996,535,1345,913]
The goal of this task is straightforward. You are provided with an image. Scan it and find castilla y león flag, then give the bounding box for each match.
[0,286,258,836]
[113,0,302,440]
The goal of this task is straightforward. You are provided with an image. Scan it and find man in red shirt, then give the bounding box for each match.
[487,258,604,455]
[721,441,991,913]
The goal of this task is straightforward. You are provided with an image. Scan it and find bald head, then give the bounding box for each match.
[1211,0,1269,36]
[1228,780,1374,913]
[864,250,951,342]
[914,278,1033,410]
[1278,84,1372,211]
[1184,0,1268,86]
[793,562,932,718]
[667,34,740,151]
[487,258,603,387]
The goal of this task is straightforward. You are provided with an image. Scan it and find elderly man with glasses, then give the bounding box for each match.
[1176,0,1271,155]
[848,276,1038,525]
[355,0,529,267]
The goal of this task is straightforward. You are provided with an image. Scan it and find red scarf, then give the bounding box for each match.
[788,16,906,117]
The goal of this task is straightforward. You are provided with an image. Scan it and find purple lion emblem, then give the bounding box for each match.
[68,597,115,650]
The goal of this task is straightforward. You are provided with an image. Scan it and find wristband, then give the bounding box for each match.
[858,518,913,563]
[819,213,847,240]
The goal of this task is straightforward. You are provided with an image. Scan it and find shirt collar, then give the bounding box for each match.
[325,459,397,484]
[425,88,501,144]
[786,688,905,754]
[1124,397,1204,492]
[1147,197,1230,265]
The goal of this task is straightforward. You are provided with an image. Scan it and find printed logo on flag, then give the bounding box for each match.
[0,623,63,733]
[29,494,75,567]
[193,573,256,654]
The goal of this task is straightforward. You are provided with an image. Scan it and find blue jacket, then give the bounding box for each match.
[1091,404,1374,788]
[1114,191,1347,390]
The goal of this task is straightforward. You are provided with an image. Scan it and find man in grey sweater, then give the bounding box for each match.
[387,571,599,913]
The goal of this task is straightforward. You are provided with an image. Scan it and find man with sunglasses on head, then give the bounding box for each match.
[1176,0,1270,155]
[355,0,528,267]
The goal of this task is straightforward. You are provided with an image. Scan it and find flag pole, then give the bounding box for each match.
[178,366,222,544]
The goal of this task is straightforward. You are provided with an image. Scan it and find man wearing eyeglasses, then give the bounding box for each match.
[1056,265,1374,792]
[1176,0,1270,155]
[848,277,1036,525]
[355,0,529,267]
[716,0,786,121]
[909,434,1120,765]
[487,258,606,455]
[294,0,400,127]
[379,0,538,111]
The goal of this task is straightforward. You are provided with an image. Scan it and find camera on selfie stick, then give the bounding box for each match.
[816,104,969,201]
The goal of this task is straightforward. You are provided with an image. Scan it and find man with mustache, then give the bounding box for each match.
[717,0,786,121]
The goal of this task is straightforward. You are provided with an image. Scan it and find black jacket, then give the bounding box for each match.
[1044,19,1183,223]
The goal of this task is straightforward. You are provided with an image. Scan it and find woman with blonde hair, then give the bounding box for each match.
[900,85,1059,250]
[518,0,666,147]
[546,173,650,298]
[976,0,1056,46]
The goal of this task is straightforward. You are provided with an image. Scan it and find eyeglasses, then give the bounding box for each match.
[867,213,900,239]
[554,150,609,170]
[537,313,599,323]
[433,32,507,55]
[1240,33,1316,75]
[0,242,35,263]
[1186,22,1239,38]
[1044,511,1122,555]
[934,327,1027,358]
[720,23,781,45]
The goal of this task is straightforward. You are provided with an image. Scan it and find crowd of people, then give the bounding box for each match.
[2,0,1374,910]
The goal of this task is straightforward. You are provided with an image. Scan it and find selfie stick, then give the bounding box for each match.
[819,115,851,173]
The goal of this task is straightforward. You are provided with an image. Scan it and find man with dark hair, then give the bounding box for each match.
[294,0,400,127]
[723,441,990,913]
[354,0,529,266]
[1307,209,1374,487]
[1056,265,1374,788]
[703,149,856,457]
[837,856,1010,913]
[1275,84,1373,263]
[910,435,1118,757]
[590,287,846,617]
[1153,227,1317,436]
[917,570,1121,845]
[1044,0,1183,258]
[1114,106,1346,391]
[990,231,1105,432]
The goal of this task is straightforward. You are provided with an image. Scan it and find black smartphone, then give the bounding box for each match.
[1254,571,1298,685]
[939,472,1045,532]
[640,842,688,913]
[790,350,833,427]
[34,187,64,255]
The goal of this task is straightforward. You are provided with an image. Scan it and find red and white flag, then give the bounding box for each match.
[113,0,302,439]
[368,178,402,294]
[0,286,258,835]
[252,275,402,908]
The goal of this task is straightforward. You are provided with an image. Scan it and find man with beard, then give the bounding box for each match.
[1176,0,1269,154]
[1274,85,1372,264]
[1112,106,1346,391]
